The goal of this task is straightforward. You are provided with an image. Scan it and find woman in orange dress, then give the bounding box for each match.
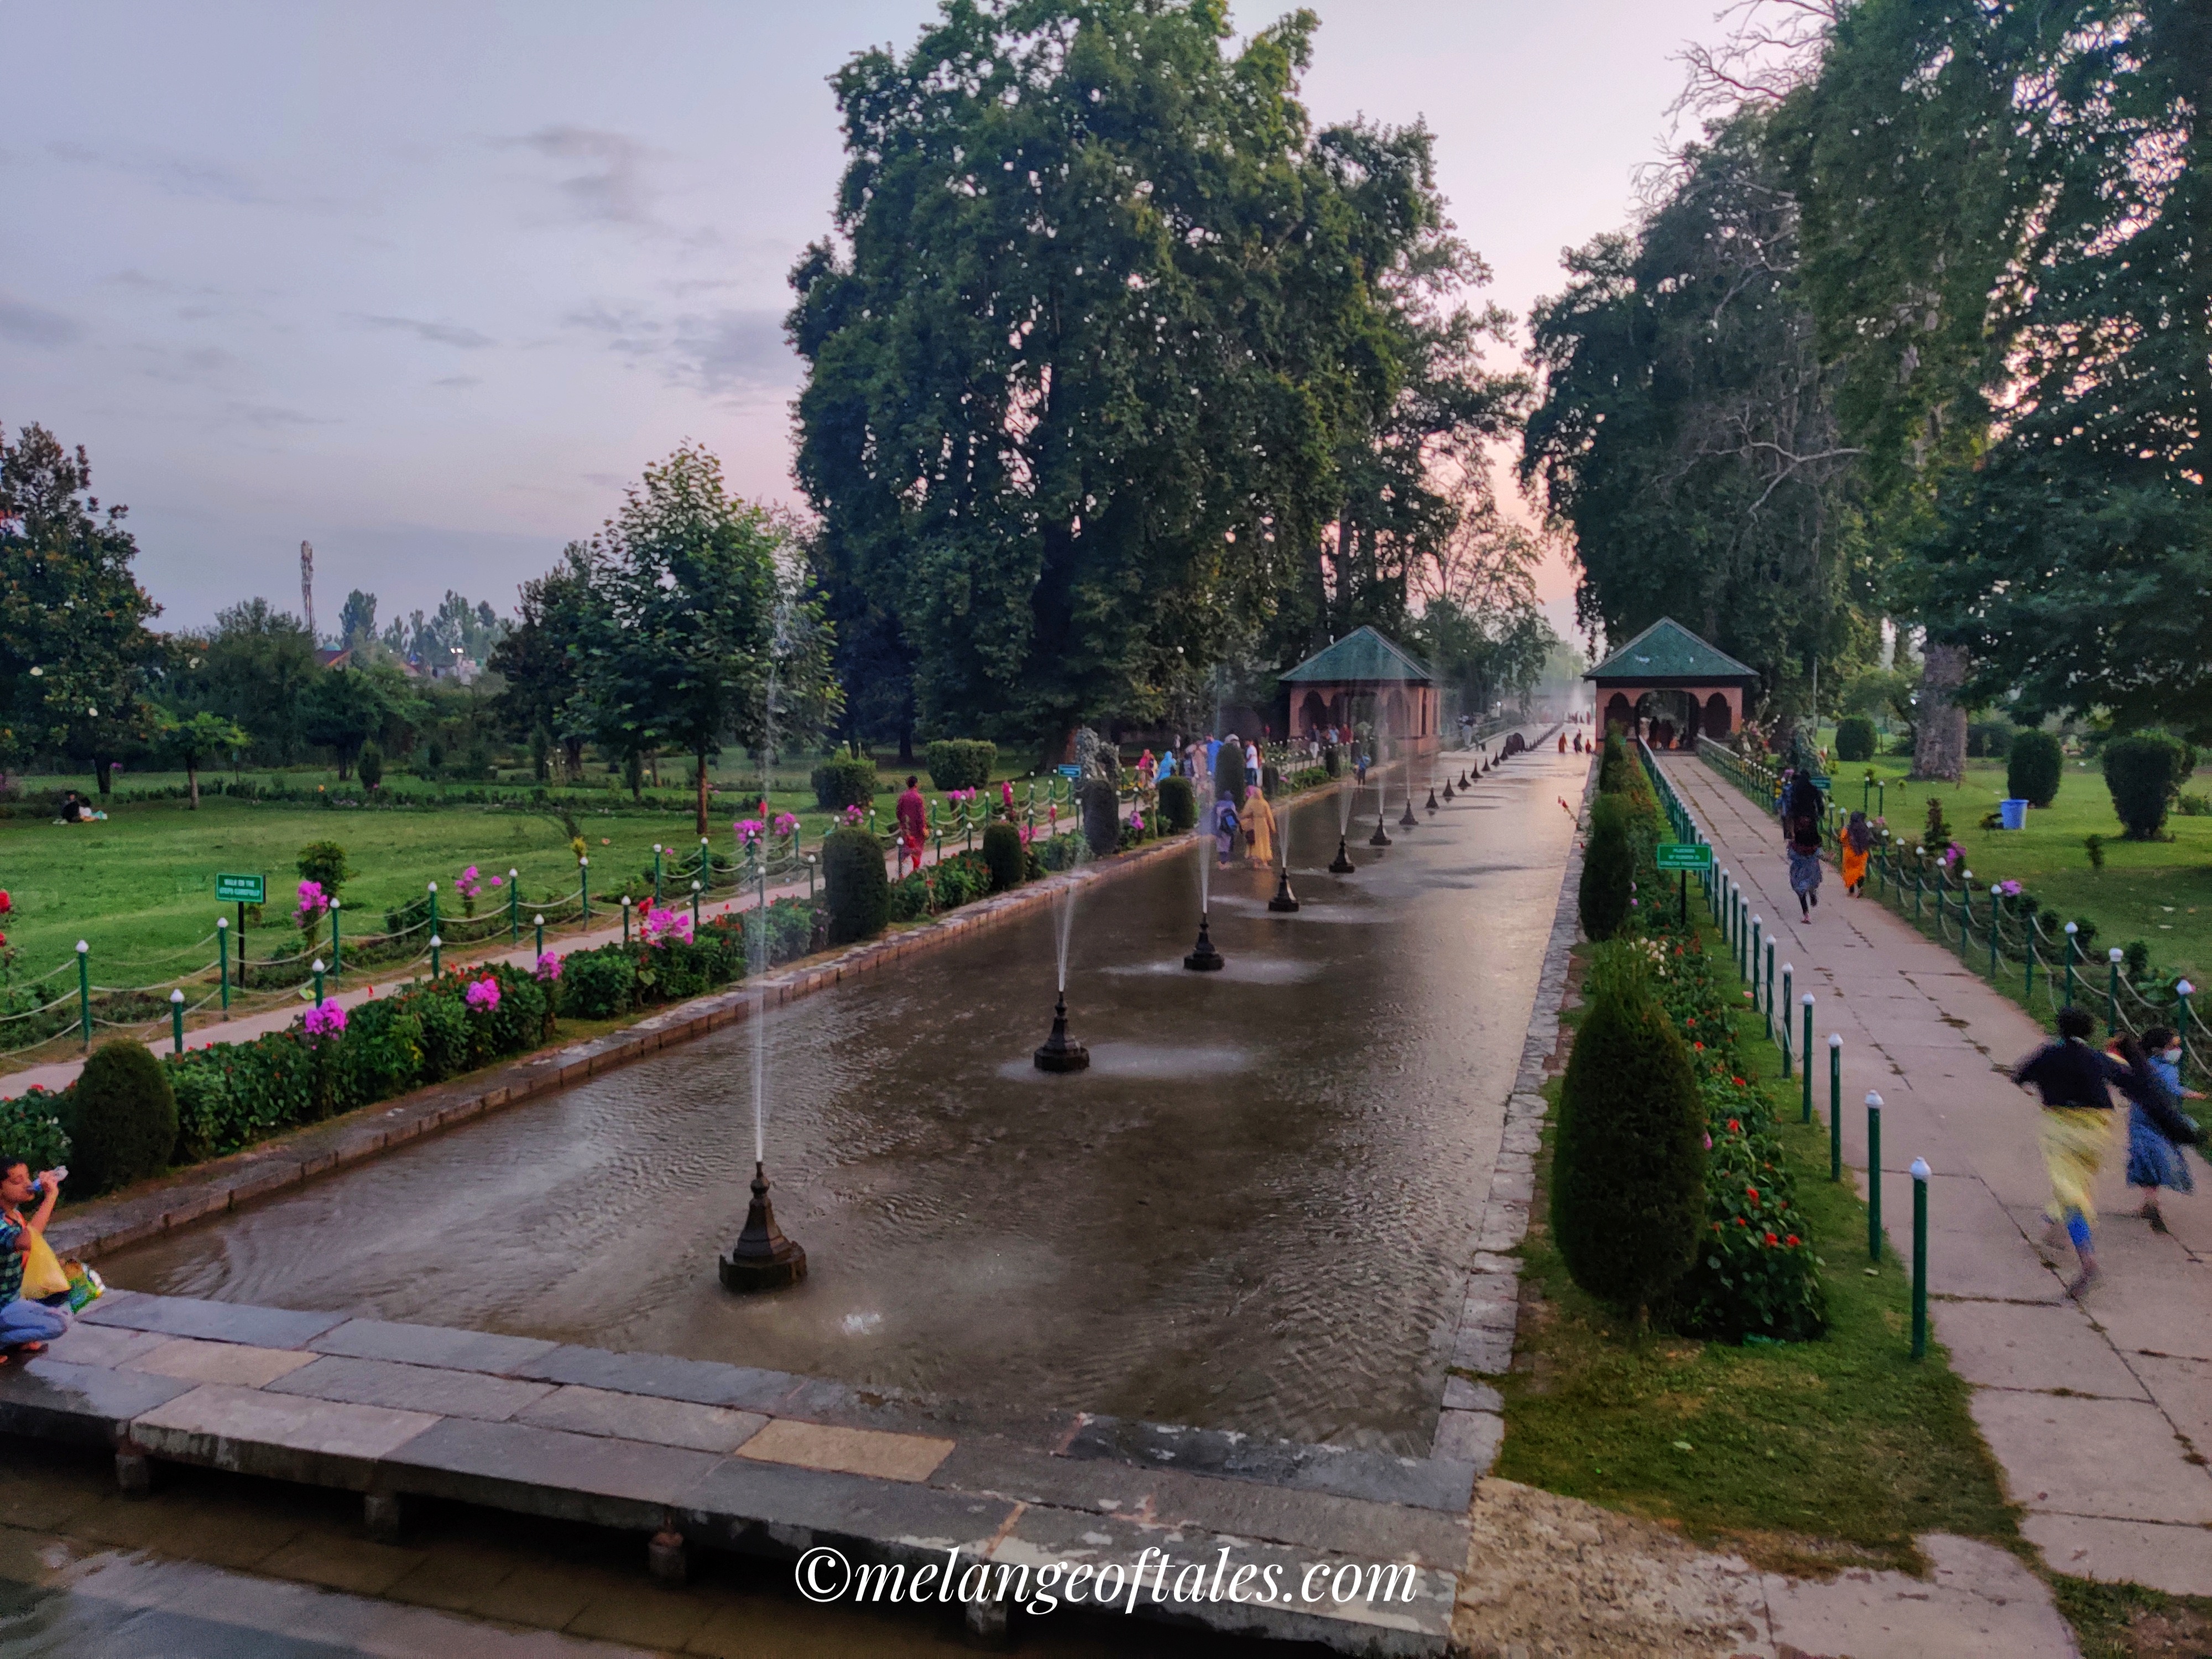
[1840,810,1872,896]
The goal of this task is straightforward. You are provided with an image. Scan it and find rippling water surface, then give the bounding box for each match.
[107,742,1583,1455]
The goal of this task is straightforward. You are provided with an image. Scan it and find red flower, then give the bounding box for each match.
[1764,1232,1779,1246]
[1694,1041,1705,1050]
[1727,1118,1740,1132]
[1735,1216,1747,1227]
[1785,1234,1801,1246]
[1732,1077,1746,1087]
[1745,1187,1759,1202]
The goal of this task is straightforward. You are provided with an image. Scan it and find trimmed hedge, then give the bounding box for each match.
[1578,794,1634,940]
[924,739,997,792]
[823,826,891,943]
[2104,731,2196,839]
[1551,944,1705,1317]
[1079,779,1120,858]
[1158,776,1196,832]
[2007,729,2063,808]
[982,822,1024,892]
[68,1042,179,1196]
[811,755,879,812]
[1833,716,1876,763]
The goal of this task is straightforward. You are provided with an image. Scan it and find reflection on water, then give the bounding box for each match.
[106,746,1582,1456]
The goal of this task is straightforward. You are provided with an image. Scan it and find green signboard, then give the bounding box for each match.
[1654,842,1713,873]
[215,873,265,905]
[1811,775,1832,791]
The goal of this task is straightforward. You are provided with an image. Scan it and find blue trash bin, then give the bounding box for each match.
[2000,797,2028,830]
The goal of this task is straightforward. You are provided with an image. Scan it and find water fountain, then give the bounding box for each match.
[1398,769,1421,828]
[1425,779,1439,813]
[720,642,806,1293]
[1442,776,1454,801]
[1366,769,1392,847]
[1186,832,1225,968]
[1330,772,1357,873]
[1267,807,1300,913]
[1035,883,1091,1069]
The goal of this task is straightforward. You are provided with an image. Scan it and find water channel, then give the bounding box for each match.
[106,738,1583,1458]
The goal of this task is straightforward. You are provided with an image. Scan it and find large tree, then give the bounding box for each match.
[790,0,1519,760]
[489,545,596,780]
[0,425,164,791]
[578,446,837,834]
[1520,118,1872,724]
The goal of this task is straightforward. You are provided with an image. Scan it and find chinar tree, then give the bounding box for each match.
[577,445,838,836]
[789,0,1521,763]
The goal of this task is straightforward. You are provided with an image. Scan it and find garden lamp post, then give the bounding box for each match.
[578,856,589,924]
[692,880,703,933]
[622,895,633,946]
[1866,1091,1884,1262]
[1828,1034,1843,1180]
[1910,1157,1931,1359]
[534,915,545,959]
[652,844,664,905]
[805,853,817,903]
[2063,921,2079,1005]
[328,899,341,977]
[509,869,520,943]
[76,941,90,1047]
[427,881,438,942]
[2109,947,2125,1032]
[429,936,441,977]
[312,957,326,1006]
[170,988,185,1055]
[217,916,230,1014]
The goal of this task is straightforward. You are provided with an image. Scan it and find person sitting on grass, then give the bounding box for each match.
[0,1156,67,1361]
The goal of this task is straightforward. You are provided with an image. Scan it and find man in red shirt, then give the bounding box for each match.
[895,775,927,874]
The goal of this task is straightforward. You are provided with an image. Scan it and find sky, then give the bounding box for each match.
[2,0,1735,643]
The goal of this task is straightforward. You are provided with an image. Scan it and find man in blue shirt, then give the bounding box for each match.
[0,1155,67,1358]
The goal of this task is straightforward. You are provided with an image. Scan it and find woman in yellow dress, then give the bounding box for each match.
[1241,783,1277,867]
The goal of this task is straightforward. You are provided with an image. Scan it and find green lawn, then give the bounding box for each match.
[1816,742,2212,988]
[1495,938,2018,1577]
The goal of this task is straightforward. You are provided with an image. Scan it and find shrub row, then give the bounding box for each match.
[925,740,998,792]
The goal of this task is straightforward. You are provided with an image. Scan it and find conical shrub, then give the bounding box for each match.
[1550,945,1705,1318]
[69,1040,179,1195]
[822,826,890,943]
[1578,793,1634,940]
[981,822,1024,892]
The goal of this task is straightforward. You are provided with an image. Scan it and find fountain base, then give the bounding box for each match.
[719,1162,807,1292]
[1398,797,1420,828]
[1367,817,1392,848]
[1441,780,1454,801]
[1184,912,1225,971]
[1267,867,1300,912]
[1425,787,1438,813]
[1329,837,1356,874]
[1033,992,1091,1071]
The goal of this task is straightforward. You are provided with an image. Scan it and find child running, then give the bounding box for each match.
[2013,1006,2125,1296]
[2127,1025,2204,1233]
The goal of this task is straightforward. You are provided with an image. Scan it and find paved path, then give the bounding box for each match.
[1666,751,2212,1597]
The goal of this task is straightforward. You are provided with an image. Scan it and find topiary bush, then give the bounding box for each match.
[2104,731,2195,839]
[357,740,385,790]
[823,825,890,943]
[0,1089,70,1175]
[1578,794,1634,940]
[2007,728,2063,808]
[1158,775,1196,832]
[924,739,997,792]
[67,1040,179,1195]
[1212,741,1245,807]
[295,840,351,900]
[982,821,1024,892]
[1596,729,1629,794]
[1833,716,1876,763]
[1550,945,1706,1318]
[811,754,878,811]
[1079,779,1121,857]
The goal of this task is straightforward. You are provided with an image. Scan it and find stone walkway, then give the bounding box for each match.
[1666,751,2212,1598]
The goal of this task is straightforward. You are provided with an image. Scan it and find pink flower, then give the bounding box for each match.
[843,804,864,826]
[489,874,504,888]
[772,812,799,837]
[464,976,502,1014]
[643,905,693,946]
[293,880,330,928]
[454,865,482,900]
[735,818,765,847]
[534,952,562,983]
[303,1003,348,1040]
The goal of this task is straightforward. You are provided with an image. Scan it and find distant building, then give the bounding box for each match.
[1280,625,1440,756]
[314,646,354,670]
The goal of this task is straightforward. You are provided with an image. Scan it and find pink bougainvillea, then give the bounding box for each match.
[843,804,865,826]
[294,880,331,932]
[303,1003,348,1040]
[771,812,799,837]
[534,952,562,983]
[735,818,765,847]
[464,976,501,1014]
[643,905,693,946]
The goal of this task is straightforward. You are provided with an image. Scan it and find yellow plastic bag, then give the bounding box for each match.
[19,1230,70,1301]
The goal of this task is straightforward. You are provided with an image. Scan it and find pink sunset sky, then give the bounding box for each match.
[3,1,1737,644]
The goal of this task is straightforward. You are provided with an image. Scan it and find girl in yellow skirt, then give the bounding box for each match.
[2013,1005,2125,1296]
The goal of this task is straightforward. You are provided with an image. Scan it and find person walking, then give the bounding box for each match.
[1244,737,1261,793]
[1782,773,1824,920]
[1241,782,1276,867]
[0,1156,67,1361]
[1841,810,1873,896]
[2127,1025,2203,1232]
[2015,1005,2127,1296]
[895,775,927,874]
[1212,790,1241,866]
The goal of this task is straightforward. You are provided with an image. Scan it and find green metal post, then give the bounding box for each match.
[1751,915,1763,999]
[1914,859,1923,923]
[1866,1091,1884,1262]
[535,915,545,959]
[2180,982,2198,1088]
[427,882,438,943]
[1828,1034,1843,1180]
[1910,1158,1930,1359]
[1781,964,1794,1076]
[429,936,441,977]
[312,957,326,1006]
[510,870,520,943]
[2108,947,2123,1032]
[692,880,703,933]
[622,896,632,947]
[1764,940,1775,1040]
[653,844,664,906]
[806,854,817,903]
[1990,888,2001,980]
[2064,922,2079,1006]
[1863,770,1871,813]
[76,941,90,1047]
[1877,780,1885,819]
[579,857,589,925]
[329,900,341,977]
[218,918,231,1015]
[170,988,185,1055]
[1800,994,1814,1121]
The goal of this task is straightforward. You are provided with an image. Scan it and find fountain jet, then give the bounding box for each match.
[1185,911,1225,970]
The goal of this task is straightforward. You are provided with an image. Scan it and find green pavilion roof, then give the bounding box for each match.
[1584,618,1758,686]
[1279,625,1434,685]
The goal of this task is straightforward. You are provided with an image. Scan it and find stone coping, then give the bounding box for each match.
[0,1290,1461,1655]
[45,820,1217,1266]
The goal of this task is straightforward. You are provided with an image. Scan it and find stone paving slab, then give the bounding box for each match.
[509,1342,802,1412]
[735,1417,953,1483]
[677,1454,1014,1562]
[84,1290,347,1350]
[1758,1532,2078,1659]
[388,1416,723,1531]
[309,1318,560,1376]
[130,1383,440,1487]
[1931,1299,2150,1399]
[1062,1413,1478,1513]
[0,1356,195,1446]
[515,1383,767,1454]
[1970,1389,2212,1525]
[124,1337,321,1389]
[267,1354,557,1422]
[2023,1510,2212,1597]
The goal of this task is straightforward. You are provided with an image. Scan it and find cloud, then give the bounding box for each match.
[505,126,656,226]
[48,140,276,205]
[230,403,338,429]
[432,375,481,390]
[0,294,82,348]
[362,315,495,349]
[669,309,796,395]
